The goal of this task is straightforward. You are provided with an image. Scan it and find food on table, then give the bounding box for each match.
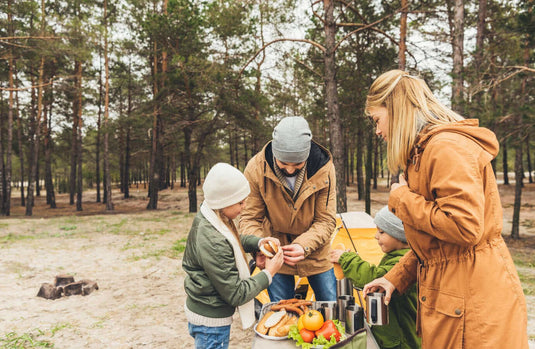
[288,319,346,348]
[259,240,279,258]
[302,309,324,331]
[299,328,315,343]
[315,320,341,342]
[270,298,312,315]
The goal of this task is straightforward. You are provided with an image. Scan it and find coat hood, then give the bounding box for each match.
[417,119,499,158]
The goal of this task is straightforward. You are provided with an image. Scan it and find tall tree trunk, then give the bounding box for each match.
[124,129,130,198]
[527,133,533,184]
[103,0,113,210]
[356,117,364,200]
[502,137,509,185]
[15,74,25,206]
[3,0,15,215]
[324,0,346,212]
[511,118,523,239]
[184,127,196,212]
[96,47,103,203]
[365,129,373,214]
[475,0,487,70]
[447,0,465,113]
[26,57,45,216]
[398,0,408,70]
[75,61,83,211]
[69,77,78,205]
[44,80,56,208]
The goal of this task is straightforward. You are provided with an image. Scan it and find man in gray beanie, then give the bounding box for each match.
[240,116,338,302]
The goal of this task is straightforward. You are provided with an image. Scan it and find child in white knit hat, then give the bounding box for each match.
[183,163,284,349]
[330,206,420,349]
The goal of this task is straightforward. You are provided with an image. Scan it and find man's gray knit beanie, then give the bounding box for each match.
[272,116,312,163]
[374,206,406,243]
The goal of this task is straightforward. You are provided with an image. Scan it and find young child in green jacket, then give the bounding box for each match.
[330,206,420,349]
[183,163,284,349]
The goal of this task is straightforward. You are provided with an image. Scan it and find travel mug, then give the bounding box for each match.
[366,292,389,325]
[337,295,355,323]
[336,278,353,297]
[319,302,337,321]
[345,305,365,334]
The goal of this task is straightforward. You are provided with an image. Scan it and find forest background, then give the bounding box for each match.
[1,0,535,347]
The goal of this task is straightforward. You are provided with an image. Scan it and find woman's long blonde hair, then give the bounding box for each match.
[365,70,464,173]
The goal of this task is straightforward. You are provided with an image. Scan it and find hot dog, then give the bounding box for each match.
[259,240,279,258]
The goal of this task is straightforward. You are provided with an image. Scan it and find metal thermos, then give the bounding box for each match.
[345,305,365,334]
[366,292,389,325]
[336,278,353,297]
[336,295,354,323]
[318,302,337,321]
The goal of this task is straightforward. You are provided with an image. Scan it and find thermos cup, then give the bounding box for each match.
[345,305,364,334]
[318,302,337,321]
[366,292,389,325]
[336,278,353,297]
[337,295,355,323]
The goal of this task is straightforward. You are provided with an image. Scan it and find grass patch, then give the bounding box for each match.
[129,248,168,261]
[172,238,187,255]
[59,225,77,231]
[518,272,535,295]
[0,323,69,348]
[0,233,35,244]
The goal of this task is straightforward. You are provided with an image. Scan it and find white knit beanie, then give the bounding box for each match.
[374,206,406,243]
[203,163,251,210]
[272,116,312,163]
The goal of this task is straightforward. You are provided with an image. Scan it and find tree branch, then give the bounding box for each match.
[310,0,326,25]
[239,38,326,77]
[334,9,401,51]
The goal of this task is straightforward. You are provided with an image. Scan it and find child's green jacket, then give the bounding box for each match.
[339,249,421,349]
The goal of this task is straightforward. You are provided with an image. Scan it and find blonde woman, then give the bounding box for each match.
[362,70,528,348]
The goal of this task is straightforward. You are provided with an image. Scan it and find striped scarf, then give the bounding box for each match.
[273,156,306,200]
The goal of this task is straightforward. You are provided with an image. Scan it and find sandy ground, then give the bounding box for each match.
[1,182,534,348]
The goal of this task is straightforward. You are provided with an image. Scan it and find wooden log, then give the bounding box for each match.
[63,281,83,296]
[55,274,75,286]
[80,279,99,296]
[37,283,62,300]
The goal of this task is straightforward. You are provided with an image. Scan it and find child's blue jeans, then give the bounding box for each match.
[188,323,231,349]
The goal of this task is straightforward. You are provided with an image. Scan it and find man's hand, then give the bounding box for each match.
[281,244,305,266]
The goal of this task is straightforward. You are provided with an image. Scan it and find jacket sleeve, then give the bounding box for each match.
[240,234,261,254]
[339,253,397,288]
[292,162,337,256]
[383,250,418,294]
[389,137,486,247]
[200,235,269,307]
[240,161,268,238]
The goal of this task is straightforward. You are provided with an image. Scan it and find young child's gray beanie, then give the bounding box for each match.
[374,206,406,243]
[272,116,312,163]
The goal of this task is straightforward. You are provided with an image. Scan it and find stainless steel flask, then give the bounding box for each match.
[345,305,364,334]
[366,292,389,325]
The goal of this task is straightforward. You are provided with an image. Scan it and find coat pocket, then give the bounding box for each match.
[419,285,465,349]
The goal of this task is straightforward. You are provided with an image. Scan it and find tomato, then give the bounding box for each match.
[315,320,341,342]
[299,328,315,343]
[297,315,305,331]
[302,310,324,331]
